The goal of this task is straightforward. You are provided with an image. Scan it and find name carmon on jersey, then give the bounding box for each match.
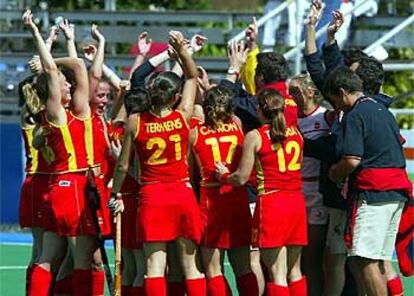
[145,119,183,133]
[199,122,239,136]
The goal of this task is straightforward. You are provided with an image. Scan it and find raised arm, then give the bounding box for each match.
[305,0,326,92]
[109,114,139,214]
[54,57,90,118]
[171,31,198,121]
[226,40,248,83]
[88,24,106,97]
[216,130,259,186]
[323,10,345,74]
[129,32,152,79]
[45,25,59,52]
[240,18,259,95]
[23,10,65,124]
[59,19,77,58]
[171,34,207,77]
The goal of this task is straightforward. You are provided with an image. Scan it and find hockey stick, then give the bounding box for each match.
[86,169,115,295]
[114,213,122,296]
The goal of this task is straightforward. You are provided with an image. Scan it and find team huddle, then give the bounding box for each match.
[18,1,412,296]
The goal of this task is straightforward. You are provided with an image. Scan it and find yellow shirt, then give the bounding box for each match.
[240,47,260,95]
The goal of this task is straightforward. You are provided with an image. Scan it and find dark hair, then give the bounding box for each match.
[32,73,48,104]
[149,71,182,109]
[324,66,364,98]
[257,88,286,143]
[354,57,384,95]
[60,66,76,96]
[202,85,234,129]
[256,52,288,84]
[124,88,150,115]
[341,48,368,67]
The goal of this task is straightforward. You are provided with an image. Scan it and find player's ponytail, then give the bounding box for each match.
[257,89,286,143]
[149,71,182,110]
[203,85,233,129]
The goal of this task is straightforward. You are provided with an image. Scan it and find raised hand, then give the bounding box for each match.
[46,25,59,43]
[22,10,38,33]
[137,32,152,56]
[327,10,344,37]
[119,80,131,92]
[227,40,249,71]
[245,17,258,50]
[83,44,97,61]
[28,55,42,75]
[91,24,105,42]
[169,30,185,53]
[59,19,75,41]
[307,0,323,26]
[189,34,208,54]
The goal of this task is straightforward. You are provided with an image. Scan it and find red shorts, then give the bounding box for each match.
[42,173,98,237]
[121,195,142,249]
[199,186,251,249]
[138,181,201,243]
[252,191,308,248]
[19,174,50,228]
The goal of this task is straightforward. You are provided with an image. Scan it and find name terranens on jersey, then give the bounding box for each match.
[265,126,299,139]
[145,119,183,133]
[199,122,239,136]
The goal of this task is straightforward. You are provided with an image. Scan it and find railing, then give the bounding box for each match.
[363,13,414,55]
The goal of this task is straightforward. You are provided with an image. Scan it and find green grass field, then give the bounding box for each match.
[1,174,413,295]
[0,241,413,295]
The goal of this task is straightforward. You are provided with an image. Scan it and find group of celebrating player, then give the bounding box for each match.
[18,0,412,295]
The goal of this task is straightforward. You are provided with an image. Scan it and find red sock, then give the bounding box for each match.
[121,285,131,296]
[207,275,228,296]
[29,265,53,296]
[387,276,404,296]
[92,270,105,295]
[54,275,73,295]
[131,285,145,295]
[72,269,92,296]
[167,281,185,296]
[237,272,258,296]
[288,276,306,296]
[266,283,290,296]
[26,266,34,296]
[145,277,166,296]
[186,277,207,296]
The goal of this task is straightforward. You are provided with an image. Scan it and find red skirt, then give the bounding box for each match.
[138,181,201,243]
[199,186,251,248]
[19,174,50,228]
[252,191,308,248]
[42,173,98,237]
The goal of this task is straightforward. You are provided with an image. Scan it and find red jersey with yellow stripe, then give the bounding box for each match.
[192,118,244,186]
[37,111,94,174]
[255,124,303,195]
[135,110,189,184]
[91,115,110,169]
[21,126,38,174]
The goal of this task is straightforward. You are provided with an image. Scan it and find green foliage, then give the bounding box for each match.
[383,48,414,129]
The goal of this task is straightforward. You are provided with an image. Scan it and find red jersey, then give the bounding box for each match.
[189,117,202,129]
[91,115,110,169]
[264,81,298,127]
[192,119,244,186]
[135,110,189,184]
[255,124,303,195]
[37,111,94,174]
[21,126,38,174]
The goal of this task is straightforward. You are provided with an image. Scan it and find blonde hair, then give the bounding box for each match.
[22,83,42,115]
